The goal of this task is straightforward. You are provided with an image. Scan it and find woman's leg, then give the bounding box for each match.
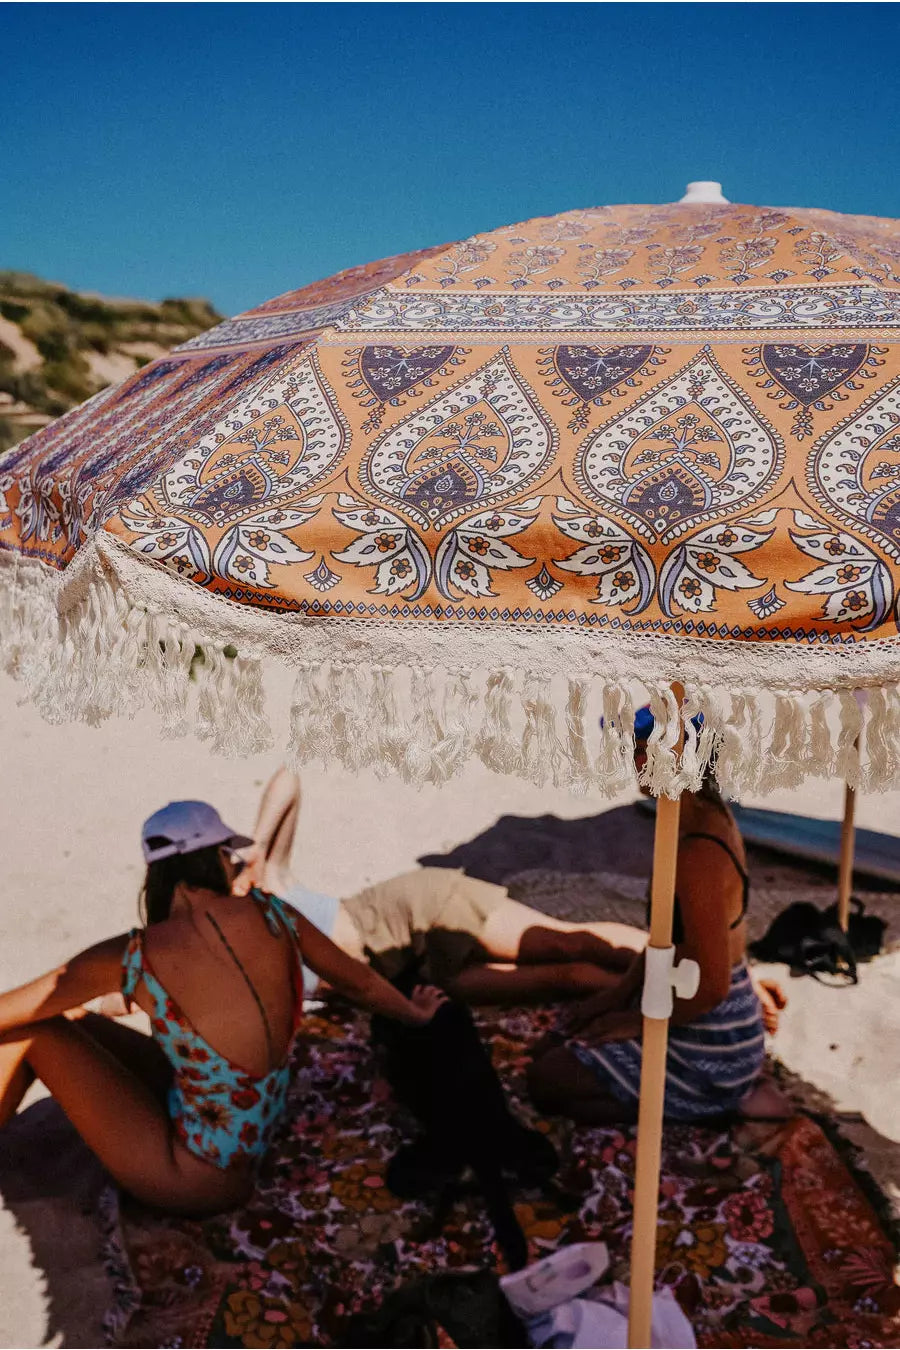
[259,769,301,886]
[234,769,302,897]
[526,1044,637,1125]
[480,897,646,971]
[66,1011,175,1105]
[0,1041,34,1122]
[0,1018,251,1215]
[0,1009,169,1122]
[446,960,621,1005]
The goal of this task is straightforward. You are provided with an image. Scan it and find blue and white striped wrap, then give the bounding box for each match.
[570,961,765,1120]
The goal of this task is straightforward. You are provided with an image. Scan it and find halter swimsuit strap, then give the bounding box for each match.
[204,909,276,1068]
[121,929,143,1002]
[249,886,307,1028]
[680,831,750,927]
[204,887,310,1068]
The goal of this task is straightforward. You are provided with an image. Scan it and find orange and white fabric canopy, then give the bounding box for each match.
[3,197,900,794]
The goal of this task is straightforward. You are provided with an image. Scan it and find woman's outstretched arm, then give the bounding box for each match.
[291,911,444,1025]
[0,936,129,1034]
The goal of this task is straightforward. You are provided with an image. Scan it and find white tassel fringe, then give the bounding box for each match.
[5,549,900,796]
[0,551,271,756]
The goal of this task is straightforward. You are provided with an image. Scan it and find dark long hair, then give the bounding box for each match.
[140,844,231,926]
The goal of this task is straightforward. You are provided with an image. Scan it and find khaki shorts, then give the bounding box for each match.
[341,867,508,985]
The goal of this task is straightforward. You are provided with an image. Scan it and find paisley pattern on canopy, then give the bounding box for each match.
[5,202,900,790]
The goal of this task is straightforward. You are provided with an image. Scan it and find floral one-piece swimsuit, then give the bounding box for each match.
[121,888,304,1169]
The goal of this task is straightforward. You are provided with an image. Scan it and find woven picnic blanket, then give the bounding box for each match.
[101,1000,900,1349]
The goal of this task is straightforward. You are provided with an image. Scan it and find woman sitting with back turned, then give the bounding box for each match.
[527,713,787,1124]
[0,801,444,1216]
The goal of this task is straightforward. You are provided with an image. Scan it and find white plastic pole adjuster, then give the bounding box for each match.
[641,945,701,1019]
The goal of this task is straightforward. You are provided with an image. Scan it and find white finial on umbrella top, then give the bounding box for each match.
[679,180,729,203]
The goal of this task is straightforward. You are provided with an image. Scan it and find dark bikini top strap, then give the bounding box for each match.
[680,831,750,927]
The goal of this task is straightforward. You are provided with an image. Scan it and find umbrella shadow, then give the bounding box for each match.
[0,1096,112,1348]
[418,801,899,943]
[419,803,656,886]
[418,799,900,890]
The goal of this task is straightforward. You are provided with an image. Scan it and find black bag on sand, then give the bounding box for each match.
[371,965,558,1272]
[749,896,886,984]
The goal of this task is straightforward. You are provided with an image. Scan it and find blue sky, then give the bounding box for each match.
[4,2,900,316]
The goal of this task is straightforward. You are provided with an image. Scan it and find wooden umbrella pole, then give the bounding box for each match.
[837,779,856,932]
[627,687,685,1349]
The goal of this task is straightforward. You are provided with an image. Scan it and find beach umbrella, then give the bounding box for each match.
[4,181,900,1344]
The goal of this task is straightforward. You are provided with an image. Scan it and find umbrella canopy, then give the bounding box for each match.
[3,190,900,1347]
[4,196,900,793]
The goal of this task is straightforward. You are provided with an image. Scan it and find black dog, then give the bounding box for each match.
[371,969,558,1270]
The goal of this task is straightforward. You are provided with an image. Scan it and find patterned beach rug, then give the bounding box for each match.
[101,1000,900,1350]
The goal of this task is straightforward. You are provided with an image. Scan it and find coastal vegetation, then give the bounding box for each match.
[0,271,221,451]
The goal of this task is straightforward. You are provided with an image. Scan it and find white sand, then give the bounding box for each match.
[0,664,898,1346]
[0,318,41,374]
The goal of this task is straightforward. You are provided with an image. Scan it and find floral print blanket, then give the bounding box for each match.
[102,1001,900,1348]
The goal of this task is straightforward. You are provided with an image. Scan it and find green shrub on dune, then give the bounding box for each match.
[0,271,223,450]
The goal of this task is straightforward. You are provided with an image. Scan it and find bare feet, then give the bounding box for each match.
[739,1076,792,1120]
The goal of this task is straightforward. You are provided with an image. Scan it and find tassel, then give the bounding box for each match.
[644,687,682,798]
[521,673,566,788]
[369,666,410,773]
[863,687,895,789]
[835,689,862,787]
[597,683,635,791]
[404,666,443,785]
[432,670,477,782]
[476,669,519,775]
[678,686,705,792]
[564,677,595,796]
[336,663,375,774]
[287,664,325,767]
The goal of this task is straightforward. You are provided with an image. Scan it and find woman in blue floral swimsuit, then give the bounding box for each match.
[0,800,444,1216]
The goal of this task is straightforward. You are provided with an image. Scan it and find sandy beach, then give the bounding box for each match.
[1,664,898,1347]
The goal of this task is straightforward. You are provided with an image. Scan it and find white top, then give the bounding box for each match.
[679,181,729,204]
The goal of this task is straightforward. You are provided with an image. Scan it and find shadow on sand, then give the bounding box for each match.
[420,803,656,885]
[419,799,900,893]
[0,1095,111,1348]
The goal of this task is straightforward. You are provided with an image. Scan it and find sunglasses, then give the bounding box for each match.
[220,845,247,871]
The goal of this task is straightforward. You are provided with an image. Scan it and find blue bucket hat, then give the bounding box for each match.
[600,705,704,740]
[633,705,704,741]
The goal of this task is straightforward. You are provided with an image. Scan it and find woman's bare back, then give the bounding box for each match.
[677,795,749,970]
[136,893,300,1076]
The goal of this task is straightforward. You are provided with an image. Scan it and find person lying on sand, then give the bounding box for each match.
[234,768,785,1034]
[0,801,445,1216]
[233,767,644,1004]
[527,713,789,1125]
